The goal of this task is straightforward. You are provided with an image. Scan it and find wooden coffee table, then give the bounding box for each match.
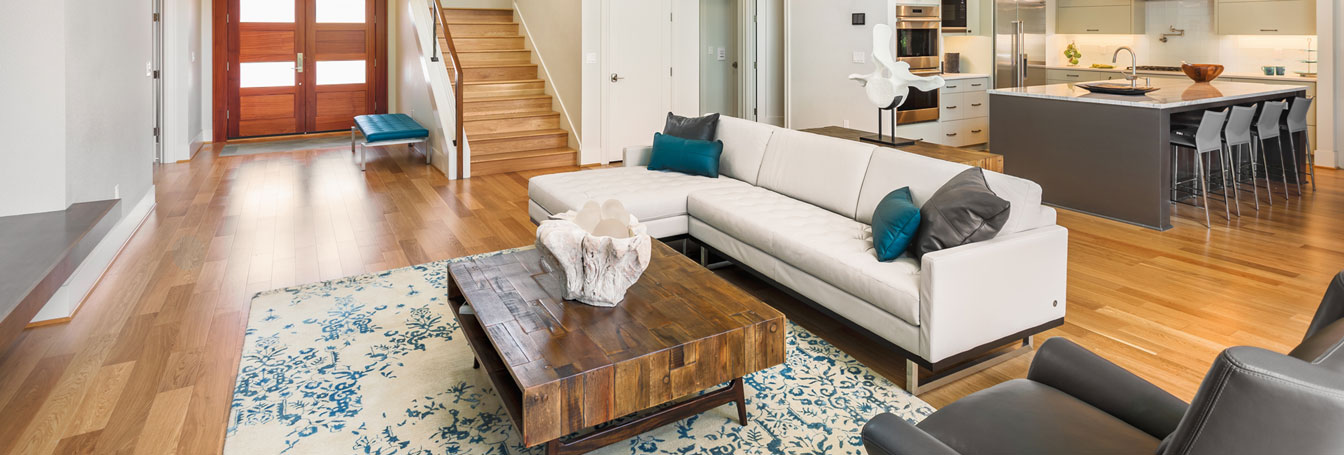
[447,240,786,454]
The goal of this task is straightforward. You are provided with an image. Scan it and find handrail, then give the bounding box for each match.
[432,0,466,179]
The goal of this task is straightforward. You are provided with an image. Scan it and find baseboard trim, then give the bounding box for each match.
[26,187,157,327]
[1317,148,1338,169]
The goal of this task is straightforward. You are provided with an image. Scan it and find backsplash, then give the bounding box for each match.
[1045,0,1316,75]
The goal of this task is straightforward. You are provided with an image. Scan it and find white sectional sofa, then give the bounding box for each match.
[528,116,1067,393]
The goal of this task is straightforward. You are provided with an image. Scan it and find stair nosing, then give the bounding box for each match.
[445,21,516,25]
[463,94,553,102]
[461,63,536,69]
[469,129,568,142]
[463,110,559,121]
[455,49,530,54]
[471,148,575,163]
[462,79,543,86]
[453,35,523,40]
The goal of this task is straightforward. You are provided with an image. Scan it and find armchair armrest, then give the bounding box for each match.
[1028,337,1188,439]
[861,413,961,455]
[919,224,1068,363]
[623,145,653,167]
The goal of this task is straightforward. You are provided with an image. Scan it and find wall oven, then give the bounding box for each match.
[895,6,941,123]
[941,0,968,31]
[895,5,940,71]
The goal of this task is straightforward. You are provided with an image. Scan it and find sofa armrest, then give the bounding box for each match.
[1028,337,1188,439]
[919,224,1068,363]
[861,413,961,455]
[623,146,653,167]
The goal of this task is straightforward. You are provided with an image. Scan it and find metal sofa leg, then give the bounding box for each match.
[906,336,1035,395]
[351,127,356,155]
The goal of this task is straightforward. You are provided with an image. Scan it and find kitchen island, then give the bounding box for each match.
[989,79,1309,230]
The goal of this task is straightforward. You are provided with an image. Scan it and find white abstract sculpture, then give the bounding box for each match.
[848,24,946,109]
[848,24,946,145]
[536,200,652,307]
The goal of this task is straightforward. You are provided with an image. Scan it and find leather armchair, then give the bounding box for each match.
[863,271,1344,455]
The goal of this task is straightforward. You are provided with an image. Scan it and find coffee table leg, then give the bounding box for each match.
[472,357,480,369]
[732,378,748,426]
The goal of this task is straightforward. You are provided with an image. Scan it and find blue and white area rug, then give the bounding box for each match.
[225,247,934,454]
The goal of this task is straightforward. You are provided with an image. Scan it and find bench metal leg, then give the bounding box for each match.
[351,127,357,155]
[360,143,366,171]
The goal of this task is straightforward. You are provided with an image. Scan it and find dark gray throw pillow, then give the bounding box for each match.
[910,167,1011,259]
[663,112,720,142]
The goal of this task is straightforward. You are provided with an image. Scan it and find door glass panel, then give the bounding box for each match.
[316,0,366,23]
[240,0,294,22]
[316,60,366,85]
[240,61,296,87]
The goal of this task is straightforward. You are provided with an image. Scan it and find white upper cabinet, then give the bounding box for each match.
[1215,0,1315,35]
[1055,0,1145,34]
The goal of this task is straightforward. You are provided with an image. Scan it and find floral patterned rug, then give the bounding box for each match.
[225,247,934,454]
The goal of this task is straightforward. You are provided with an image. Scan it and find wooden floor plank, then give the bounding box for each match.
[0,142,1338,454]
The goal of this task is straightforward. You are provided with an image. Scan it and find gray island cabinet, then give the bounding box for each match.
[989,79,1308,230]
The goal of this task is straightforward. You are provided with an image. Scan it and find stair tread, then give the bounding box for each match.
[470,128,568,141]
[464,110,558,121]
[463,93,552,102]
[455,49,530,54]
[462,79,543,86]
[445,21,515,25]
[461,62,535,69]
[442,7,513,11]
[472,148,575,163]
[453,35,522,39]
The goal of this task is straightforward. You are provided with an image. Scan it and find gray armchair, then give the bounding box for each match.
[863,271,1344,455]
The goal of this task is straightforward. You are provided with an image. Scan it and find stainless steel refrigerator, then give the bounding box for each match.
[994,0,1046,88]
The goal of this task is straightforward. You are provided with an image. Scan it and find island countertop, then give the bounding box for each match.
[989,79,1308,109]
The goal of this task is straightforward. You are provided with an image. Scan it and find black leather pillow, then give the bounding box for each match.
[663,112,720,142]
[910,167,1011,259]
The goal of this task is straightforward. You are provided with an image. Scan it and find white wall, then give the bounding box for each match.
[784,0,891,131]
[515,0,583,149]
[0,0,68,217]
[1323,0,1338,168]
[760,0,785,126]
[165,0,205,162]
[392,0,456,177]
[700,0,739,116]
[672,1,701,117]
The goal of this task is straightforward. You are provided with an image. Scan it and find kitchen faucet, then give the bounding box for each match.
[1113,47,1138,88]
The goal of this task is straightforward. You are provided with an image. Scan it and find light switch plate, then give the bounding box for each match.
[852,52,866,64]
[586,52,597,64]
[717,47,726,61]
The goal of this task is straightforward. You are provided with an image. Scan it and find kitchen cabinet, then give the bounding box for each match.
[944,0,991,36]
[928,76,989,147]
[1055,1,1145,34]
[1215,0,1315,35]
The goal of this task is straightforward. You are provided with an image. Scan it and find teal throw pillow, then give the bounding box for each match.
[872,187,921,262]
[648,132,723,178]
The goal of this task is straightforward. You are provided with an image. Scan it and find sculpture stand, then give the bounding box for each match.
[859,106,916,147]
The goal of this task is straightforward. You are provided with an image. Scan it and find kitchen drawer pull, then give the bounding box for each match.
[1066,74,1079,78]
[1086,28,1100,32]
[971,129,983,133]
[1260,29,1278,32]
[947,84,959,89]
[971,103,982,107]
[946,105,958,109]
[971,83,982,87]
[946,133,957,137]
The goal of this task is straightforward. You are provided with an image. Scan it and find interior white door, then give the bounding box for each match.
[602,0,672,163]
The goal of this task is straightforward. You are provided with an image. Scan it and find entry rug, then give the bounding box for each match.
[219,135,356,157]
[225,247,934,454]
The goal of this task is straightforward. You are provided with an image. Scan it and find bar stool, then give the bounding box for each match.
[1171,109,1231,227]
[1251,100,1289,201]
[1280,96,1313,192]
[1222,105,1261,212]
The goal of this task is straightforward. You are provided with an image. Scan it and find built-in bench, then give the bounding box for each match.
[352,114,430,171]
[0,200,119,350]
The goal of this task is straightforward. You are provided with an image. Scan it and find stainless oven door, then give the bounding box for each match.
[897,70,940,124]
[896,20,940,69]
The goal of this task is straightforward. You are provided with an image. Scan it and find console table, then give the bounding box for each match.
[804,126,1004,173]
[447,240,786,454]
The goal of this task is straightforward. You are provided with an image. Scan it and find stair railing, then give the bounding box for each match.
[432,0,466,179]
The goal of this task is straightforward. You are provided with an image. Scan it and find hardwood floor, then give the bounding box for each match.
[1,142,1341,454]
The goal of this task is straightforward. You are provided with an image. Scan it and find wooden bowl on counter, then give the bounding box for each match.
[1182,63,1225,83]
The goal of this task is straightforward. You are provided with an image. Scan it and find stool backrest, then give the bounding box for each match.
[1223,105,1256,145]
[1285,97,1311,133]
[1255,101,1286,139]
[1194,109,1228,153]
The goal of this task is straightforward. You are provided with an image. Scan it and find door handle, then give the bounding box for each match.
[296,53,304,72]
[610,73,624,83]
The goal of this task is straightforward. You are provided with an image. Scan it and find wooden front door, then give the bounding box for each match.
[227,0,385,138]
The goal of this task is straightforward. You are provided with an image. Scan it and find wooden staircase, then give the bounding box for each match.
[438,7,576,176]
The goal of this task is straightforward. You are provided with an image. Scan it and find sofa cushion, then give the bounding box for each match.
[688,186,921,325]
[918,379,1160,455]
[663,112,719,141]
[910,168,1011,259]
[755,129,876,219]
[649,133,723,178]
[714,115,777,185]
[529,166,749,226]
[856,148,1045,235]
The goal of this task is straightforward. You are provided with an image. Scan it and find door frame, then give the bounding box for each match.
[211,0,388,142]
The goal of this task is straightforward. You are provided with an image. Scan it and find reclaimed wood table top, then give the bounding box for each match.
[803,125,1004,173]
[447,240,786,447]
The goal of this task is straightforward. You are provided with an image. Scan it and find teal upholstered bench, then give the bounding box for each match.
[352,113,430,171]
